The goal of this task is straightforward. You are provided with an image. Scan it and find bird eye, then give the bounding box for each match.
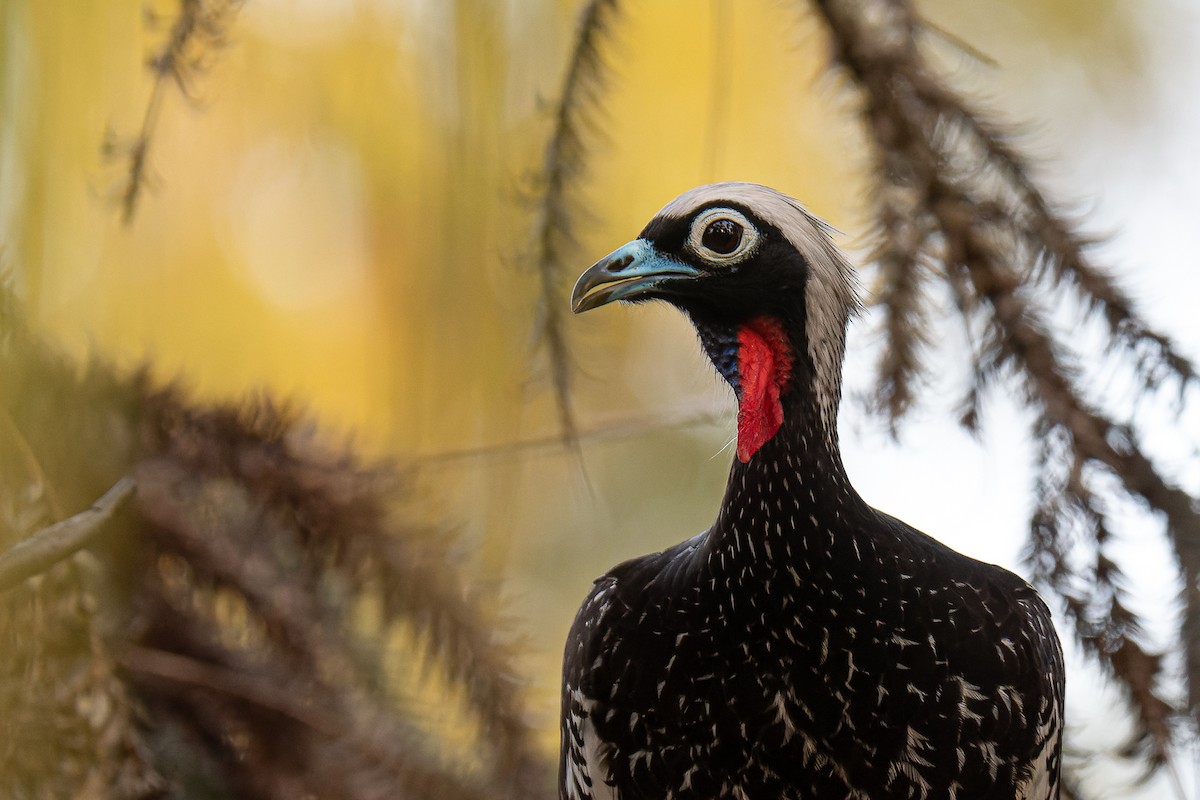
[702,219,742,254]
[687,207,759,265]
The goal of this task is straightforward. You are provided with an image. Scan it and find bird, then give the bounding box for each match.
[560,182,1064,800]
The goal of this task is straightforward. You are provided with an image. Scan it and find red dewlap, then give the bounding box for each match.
[736,317,794,463]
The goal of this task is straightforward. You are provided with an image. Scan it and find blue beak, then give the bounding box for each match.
[571,239,702,313]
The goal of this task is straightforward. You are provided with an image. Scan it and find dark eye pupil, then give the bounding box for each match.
[702,219,742,254]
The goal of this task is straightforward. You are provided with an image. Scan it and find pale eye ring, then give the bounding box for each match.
[687,208,759,265]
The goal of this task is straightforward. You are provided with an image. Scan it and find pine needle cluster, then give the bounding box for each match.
[810,0,1198,769]
[0,283,551,800]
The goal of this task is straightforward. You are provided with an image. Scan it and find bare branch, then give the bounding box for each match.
[0,476,134,593]
[419,404,727,466]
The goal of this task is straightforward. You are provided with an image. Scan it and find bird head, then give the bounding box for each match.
[572,182,860,463]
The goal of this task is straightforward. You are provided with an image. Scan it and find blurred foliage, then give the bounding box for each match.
[0,280,548,799]
[1,0,1194,796]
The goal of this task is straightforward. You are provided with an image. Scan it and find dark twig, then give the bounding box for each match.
[870,184,935,426]
[119,643,344,736]
[0,477,134,593]
[106,0,243,224]
[420,405,727,466]
[528,0,621,443]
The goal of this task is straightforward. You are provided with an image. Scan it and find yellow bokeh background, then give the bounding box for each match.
[1,0,1156,764]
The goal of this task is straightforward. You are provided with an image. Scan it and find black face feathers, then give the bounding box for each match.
[636,201,808,324]
[638,182,861,436]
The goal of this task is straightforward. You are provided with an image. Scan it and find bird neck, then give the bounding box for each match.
[723,385,860,510]
[703,405,869,576]
[696,314,869,566]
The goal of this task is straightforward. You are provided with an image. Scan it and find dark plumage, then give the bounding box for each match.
[561,183,1064,800]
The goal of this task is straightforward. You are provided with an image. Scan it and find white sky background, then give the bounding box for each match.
[837,2,1200,796]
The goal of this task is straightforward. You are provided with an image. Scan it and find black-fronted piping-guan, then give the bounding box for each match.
[560,182,1064,800]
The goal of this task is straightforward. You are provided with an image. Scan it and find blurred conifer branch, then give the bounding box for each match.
[103,0,244,224]
[810,0,1198,771]
[528,0,621,443]
[0,282,552,799]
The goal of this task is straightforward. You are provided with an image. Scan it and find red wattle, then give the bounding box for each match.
[736,318,793,463]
